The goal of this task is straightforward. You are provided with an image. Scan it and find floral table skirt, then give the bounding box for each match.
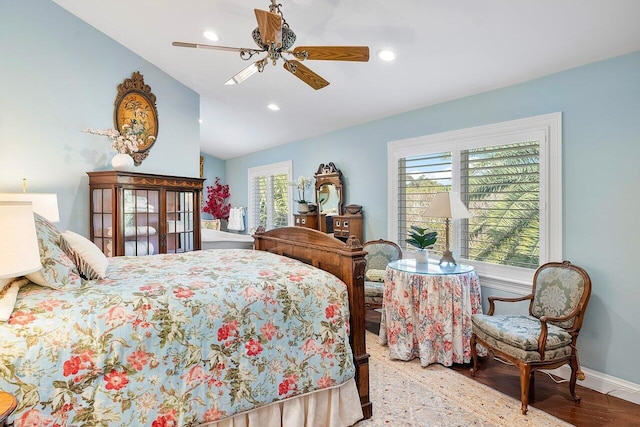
[379,267,483,366]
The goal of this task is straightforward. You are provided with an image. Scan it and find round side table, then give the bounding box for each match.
[0,392,17,426]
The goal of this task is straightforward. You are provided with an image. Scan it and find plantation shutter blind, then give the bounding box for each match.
[249,173,289,230]
[397,151,452,253]
[397,141,540,269]
[271,173,289,228]
[391,113,560,281]
[460,141,540,269]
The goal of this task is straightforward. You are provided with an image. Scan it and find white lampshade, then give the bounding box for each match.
[424,192,471,219]
[0,193,60,222]
[0,201,42,278]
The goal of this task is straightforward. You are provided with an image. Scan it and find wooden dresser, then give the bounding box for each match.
[87,171,204,257]
[332,212,363,243]
[293,213,318,230]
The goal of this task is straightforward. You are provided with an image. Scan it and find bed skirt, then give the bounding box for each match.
[200,378,363,427]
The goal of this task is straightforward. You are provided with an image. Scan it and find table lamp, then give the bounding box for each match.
[0,201,42,279]
[424,192,471,266]
[0,192,60,222]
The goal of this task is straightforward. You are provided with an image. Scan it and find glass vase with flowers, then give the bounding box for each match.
[84,125,155,171]
[289,176,312,213]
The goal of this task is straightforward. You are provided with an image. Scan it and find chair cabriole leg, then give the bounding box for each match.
[519,364,531,415]
[470,333,478,376]
[569,354,582,403]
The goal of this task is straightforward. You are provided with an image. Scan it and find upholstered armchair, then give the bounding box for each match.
[470,260,592,415]
[363,239,402,309]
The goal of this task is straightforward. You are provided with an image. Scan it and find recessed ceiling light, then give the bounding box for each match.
[377,49,396,62]
[203,30,219,42]
[199,119,204,124]
[267,104,280,111]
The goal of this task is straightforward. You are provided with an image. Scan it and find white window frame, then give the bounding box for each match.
[388,113,562,292]
[247,160,293,231]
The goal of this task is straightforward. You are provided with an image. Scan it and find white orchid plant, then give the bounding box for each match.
[83,124,155,154]
[289,176,312,204]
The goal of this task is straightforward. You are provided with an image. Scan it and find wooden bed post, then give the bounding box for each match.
[253,227,372,420]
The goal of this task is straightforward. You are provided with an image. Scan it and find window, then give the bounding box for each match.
[389,113,562,288]
[248,161,293,231]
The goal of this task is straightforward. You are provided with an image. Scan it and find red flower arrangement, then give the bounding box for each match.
[203,177,231,220]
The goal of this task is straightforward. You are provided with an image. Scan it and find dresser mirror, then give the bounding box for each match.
[317,183,340,215]
[314,163,343,232]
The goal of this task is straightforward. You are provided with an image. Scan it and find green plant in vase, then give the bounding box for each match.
[406,225,438,263]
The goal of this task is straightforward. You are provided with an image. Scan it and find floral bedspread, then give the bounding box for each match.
[0,250,355,426]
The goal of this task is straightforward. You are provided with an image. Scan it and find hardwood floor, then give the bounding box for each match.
[365,309,640,427]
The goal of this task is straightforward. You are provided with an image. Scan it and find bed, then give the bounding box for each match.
[0,215,371,426]
[201,229,254,250]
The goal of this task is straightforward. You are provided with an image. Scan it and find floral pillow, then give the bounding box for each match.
[25,213,81,289]
[60,230,109,280]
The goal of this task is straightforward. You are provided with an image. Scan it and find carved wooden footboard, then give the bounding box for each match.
[253,226,372,420]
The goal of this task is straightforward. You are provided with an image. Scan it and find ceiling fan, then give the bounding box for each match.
[172,0,369,90]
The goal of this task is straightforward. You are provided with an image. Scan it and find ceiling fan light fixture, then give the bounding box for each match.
[377,49,396,62]
[225,63,260,85]
[203,30,219,42]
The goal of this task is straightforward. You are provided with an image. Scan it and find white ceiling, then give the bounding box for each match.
[52,0,640,160]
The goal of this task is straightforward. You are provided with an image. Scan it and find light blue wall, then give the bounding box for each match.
[0,0,200,234]
[201,153,226,186]
[226,51,640,385]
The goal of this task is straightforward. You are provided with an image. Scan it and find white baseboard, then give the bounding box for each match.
[481,280,640,406]
[540,365,640,406]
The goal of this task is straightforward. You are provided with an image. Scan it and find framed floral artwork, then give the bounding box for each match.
[113,71,159,166]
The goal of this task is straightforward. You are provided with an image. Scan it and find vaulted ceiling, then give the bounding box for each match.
[52,0,640,159]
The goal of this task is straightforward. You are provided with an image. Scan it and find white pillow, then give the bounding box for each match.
[59,230,109,279]
[0,278,27,322]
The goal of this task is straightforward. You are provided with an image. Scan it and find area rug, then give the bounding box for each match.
[355,332,573,426]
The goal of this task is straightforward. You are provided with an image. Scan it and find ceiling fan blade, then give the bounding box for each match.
[172,41,263,55]
[283,60,329,90]
[293,46,370,62]
[225,62,260,86]
[254,9,282,47]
